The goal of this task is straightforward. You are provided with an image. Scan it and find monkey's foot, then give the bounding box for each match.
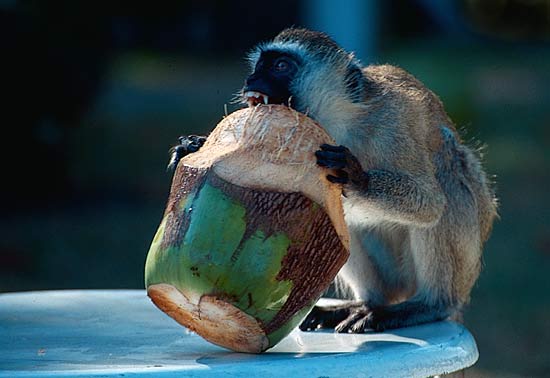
[336,301,453,333]
[334,305,379,333]
[168,135,207,171]
[299,302,364,331]
[301,303,399,333]
[315,144,366,186]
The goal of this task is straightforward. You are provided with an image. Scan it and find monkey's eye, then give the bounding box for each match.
[273,58,290,72]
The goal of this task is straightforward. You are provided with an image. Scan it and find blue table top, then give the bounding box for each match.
[0,290,478,377]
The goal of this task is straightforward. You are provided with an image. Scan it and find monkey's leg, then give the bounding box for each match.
[300,231,391,332]
[336,226,464,332]
[167,135,207,171]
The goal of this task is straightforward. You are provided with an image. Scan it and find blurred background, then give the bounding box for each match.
[1,0,549,376]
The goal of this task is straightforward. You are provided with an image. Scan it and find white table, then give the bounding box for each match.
[0,290,478,377]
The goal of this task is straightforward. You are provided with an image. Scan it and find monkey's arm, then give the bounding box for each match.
[312,142,467,333]
[316,144,446,226]
[167,135,207,171]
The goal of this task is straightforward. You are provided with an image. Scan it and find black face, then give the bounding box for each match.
[243,51,300,107]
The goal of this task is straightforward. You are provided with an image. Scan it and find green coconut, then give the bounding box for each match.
[145,105,349,353]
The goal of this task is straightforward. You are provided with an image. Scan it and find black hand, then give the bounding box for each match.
[315,144,366,186]
[167,135,207,171]
[178,135,207,153]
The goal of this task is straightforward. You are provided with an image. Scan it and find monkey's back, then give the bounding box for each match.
[361,63,497,248]
[362,65,457,153]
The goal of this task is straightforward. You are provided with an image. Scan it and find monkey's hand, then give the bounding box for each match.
[167,135,207,171]
[315,144,367,187]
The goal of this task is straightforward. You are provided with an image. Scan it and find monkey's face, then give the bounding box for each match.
[243,51,300,107]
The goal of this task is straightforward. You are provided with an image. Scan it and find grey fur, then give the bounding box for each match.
[247,28,498,331]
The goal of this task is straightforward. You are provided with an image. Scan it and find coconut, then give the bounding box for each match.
[144,105,349,353]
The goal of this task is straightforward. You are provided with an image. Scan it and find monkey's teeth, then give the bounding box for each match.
[245,91,269,106]
[245,91,261,98]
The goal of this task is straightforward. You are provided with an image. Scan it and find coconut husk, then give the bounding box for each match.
[146,105,349,353]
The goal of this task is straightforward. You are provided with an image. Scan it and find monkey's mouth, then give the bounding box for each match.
[245,91,270,107]
[244,91,287,107]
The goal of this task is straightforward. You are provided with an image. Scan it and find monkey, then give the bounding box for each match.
[170,28,497,333]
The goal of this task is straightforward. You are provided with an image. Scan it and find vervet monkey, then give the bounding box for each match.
[171,28,497,332]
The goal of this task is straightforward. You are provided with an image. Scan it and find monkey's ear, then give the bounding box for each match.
[344,63,365,103]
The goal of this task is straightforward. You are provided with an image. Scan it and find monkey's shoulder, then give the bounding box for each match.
[362,64,428,94]
[360,64,453,133]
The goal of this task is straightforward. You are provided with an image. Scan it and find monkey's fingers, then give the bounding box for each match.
[335,306,374,333]
[299,312,323,331]
[299,305,352,331]
[190,135,207,147]
[168,135,208,172]
[178,135,208,152]
[317,146,365,182]
[167,145,187,171]
[327,174,349,184]
[179,134,206,144]
[315,150,347,169]
[320,144,348,153]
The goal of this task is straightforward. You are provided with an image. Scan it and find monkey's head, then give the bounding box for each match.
[242,28,366,126]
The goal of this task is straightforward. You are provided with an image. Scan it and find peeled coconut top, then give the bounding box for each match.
[182,105,349,249]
